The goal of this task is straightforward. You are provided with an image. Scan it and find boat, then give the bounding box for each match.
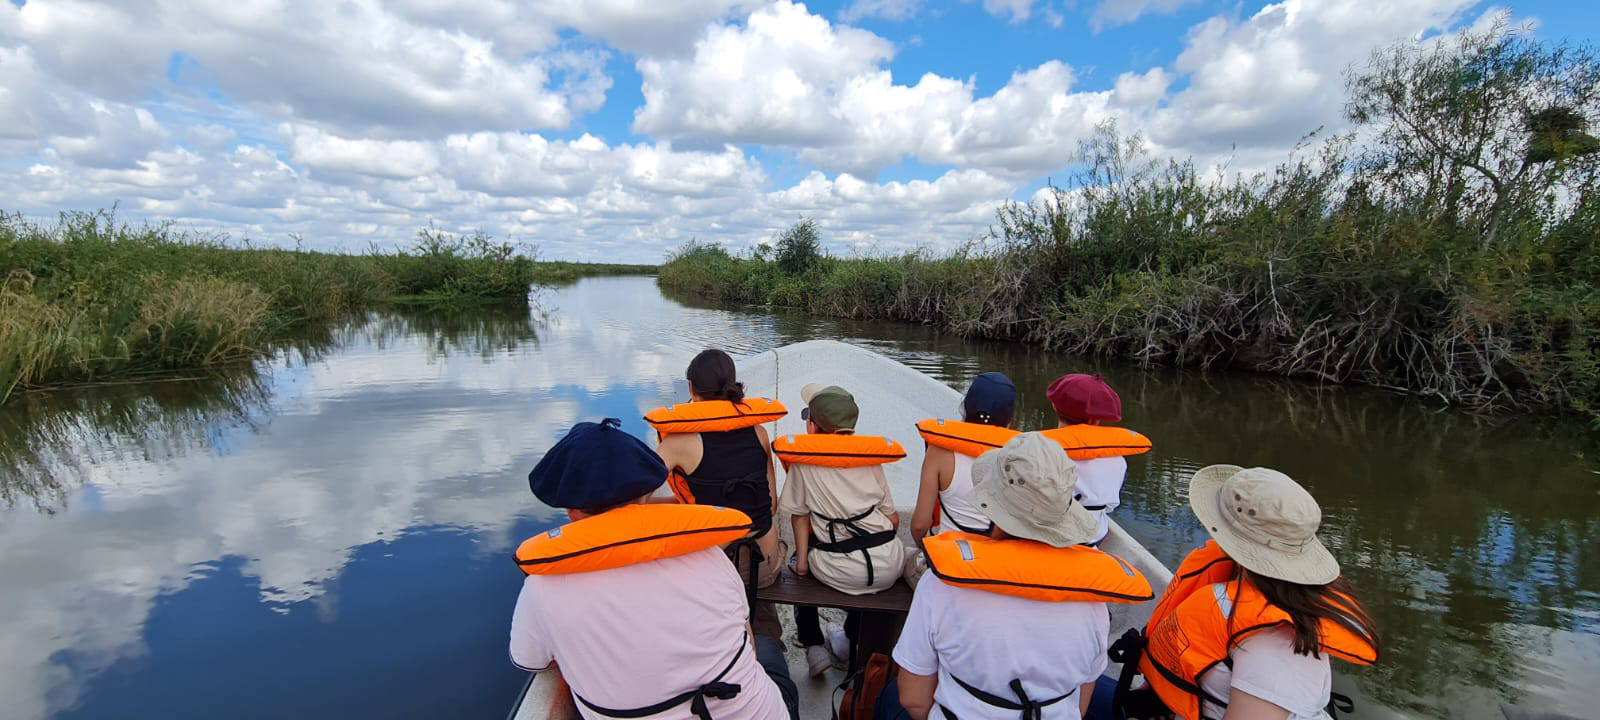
[508,340,1174,720]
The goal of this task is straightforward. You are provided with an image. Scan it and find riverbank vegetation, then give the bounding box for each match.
[659,24,1600,423]
[0,212,648,402]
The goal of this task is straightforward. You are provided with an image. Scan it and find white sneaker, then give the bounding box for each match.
[827,624,850,662]
[805,645,832,677]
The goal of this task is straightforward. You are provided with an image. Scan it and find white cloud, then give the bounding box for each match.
[538,0,764,57]
[839,0,925,23]
[1147,0,1476,158]
[634,1,894,146]
[50,103,168,169]
[976,0,1040,24]
[0,46,94,141]
[1112,67,1173,108]
[285,125,442,180]
[3,0,612,136]
[1090,0,1201,31]
[636,3,1111,178]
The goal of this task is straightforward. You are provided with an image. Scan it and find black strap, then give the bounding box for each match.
[811,507,896,587]
[1106,629,1175,720]
[943,674,1074,720]
[1325,691,1355,718]
[725,535,765,618]
[945,515,994,536]
[575,635,746,720]
[1081,504,1107,512]
[811,530,898,554]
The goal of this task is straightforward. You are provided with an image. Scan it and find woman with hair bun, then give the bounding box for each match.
[648,348,787,640]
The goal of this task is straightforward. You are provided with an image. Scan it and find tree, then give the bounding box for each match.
[1345,16,1600,249]
[774,218,823,275]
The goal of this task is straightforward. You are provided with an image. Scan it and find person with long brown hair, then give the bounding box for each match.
[652,348,785,640]
[1103,466,1380,720]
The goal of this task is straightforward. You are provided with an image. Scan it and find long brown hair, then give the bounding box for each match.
[686,348,745,404]
[1241,569,1381,658]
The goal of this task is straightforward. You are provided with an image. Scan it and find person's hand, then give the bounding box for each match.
[790,552,808,577]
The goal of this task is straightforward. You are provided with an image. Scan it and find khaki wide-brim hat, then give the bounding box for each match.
[971,432,1100,548]
[1189,464,1341,585]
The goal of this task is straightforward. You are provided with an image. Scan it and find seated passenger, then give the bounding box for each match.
[911,372,1018,540]
[882,432,1154,719]
[1107,465,1379,720]
[649,348,787,639]
[775,383,907,676]
[1043,373,1150,544]
[509,418,797,720]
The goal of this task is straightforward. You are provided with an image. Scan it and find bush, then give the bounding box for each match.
[774,219,824,276]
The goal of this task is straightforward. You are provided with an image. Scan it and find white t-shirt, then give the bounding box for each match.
[508,546,788,720]
[1071,456,1126,543]
[893,575,1109,719]
[938,453,991,535]
[1196,623,1332,720]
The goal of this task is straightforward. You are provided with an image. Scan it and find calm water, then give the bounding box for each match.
[1,276,1596,719]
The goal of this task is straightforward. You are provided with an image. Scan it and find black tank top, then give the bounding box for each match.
[685,427,772,534]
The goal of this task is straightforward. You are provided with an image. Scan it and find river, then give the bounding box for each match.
[0,276,1595,719]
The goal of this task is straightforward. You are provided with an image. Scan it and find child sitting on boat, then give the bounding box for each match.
[1044,373,1150,545]
[775,383,907,677]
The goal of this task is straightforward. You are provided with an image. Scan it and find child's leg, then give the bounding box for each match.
[795,605,826,647]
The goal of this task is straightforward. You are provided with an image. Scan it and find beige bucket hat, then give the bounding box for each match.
[1188,465,1340,585]
[971,432,1100,548]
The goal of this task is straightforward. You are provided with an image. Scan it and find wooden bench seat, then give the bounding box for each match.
[757,566,915,613]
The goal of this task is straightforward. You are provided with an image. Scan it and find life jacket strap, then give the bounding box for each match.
[810,530,897,554]
[685,468,773,536]
[945,516,994,536]
[726,535,765,618]
[811,507,897,587]
[574,634,746,720]
[942,674,1074,720]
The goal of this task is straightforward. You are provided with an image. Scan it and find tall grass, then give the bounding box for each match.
[0,211,562,401]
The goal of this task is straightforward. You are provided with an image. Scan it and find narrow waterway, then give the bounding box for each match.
[0,276,1595,719]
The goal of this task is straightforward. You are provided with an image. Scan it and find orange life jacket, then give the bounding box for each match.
[644,399,787,506]
[514,504,753,576]
[923,532,1152,718]
[1138,541,1378,720]
[771,433,906,468]
[644,398,787,436]
[915,418,1015,457]
[1038,424,1151,460]
[916,418,1150,460]
[923,532,1154,603]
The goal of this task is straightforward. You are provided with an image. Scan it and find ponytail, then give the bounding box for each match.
[686,348,746,405]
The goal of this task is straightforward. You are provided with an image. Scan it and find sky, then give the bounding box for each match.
[1,0,1596,263]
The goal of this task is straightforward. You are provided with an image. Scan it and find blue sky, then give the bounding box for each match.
[1,0,1595,262]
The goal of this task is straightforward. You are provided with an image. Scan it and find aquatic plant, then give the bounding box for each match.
[0,211,648,402]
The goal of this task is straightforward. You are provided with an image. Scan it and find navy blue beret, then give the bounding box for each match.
[962,372,1017,427]
[528,418,667,509]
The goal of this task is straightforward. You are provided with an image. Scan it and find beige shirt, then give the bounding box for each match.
[779,462,904,594]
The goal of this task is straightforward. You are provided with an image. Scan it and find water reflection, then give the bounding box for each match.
[0,277,1594,720]
[0,369,275,513]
